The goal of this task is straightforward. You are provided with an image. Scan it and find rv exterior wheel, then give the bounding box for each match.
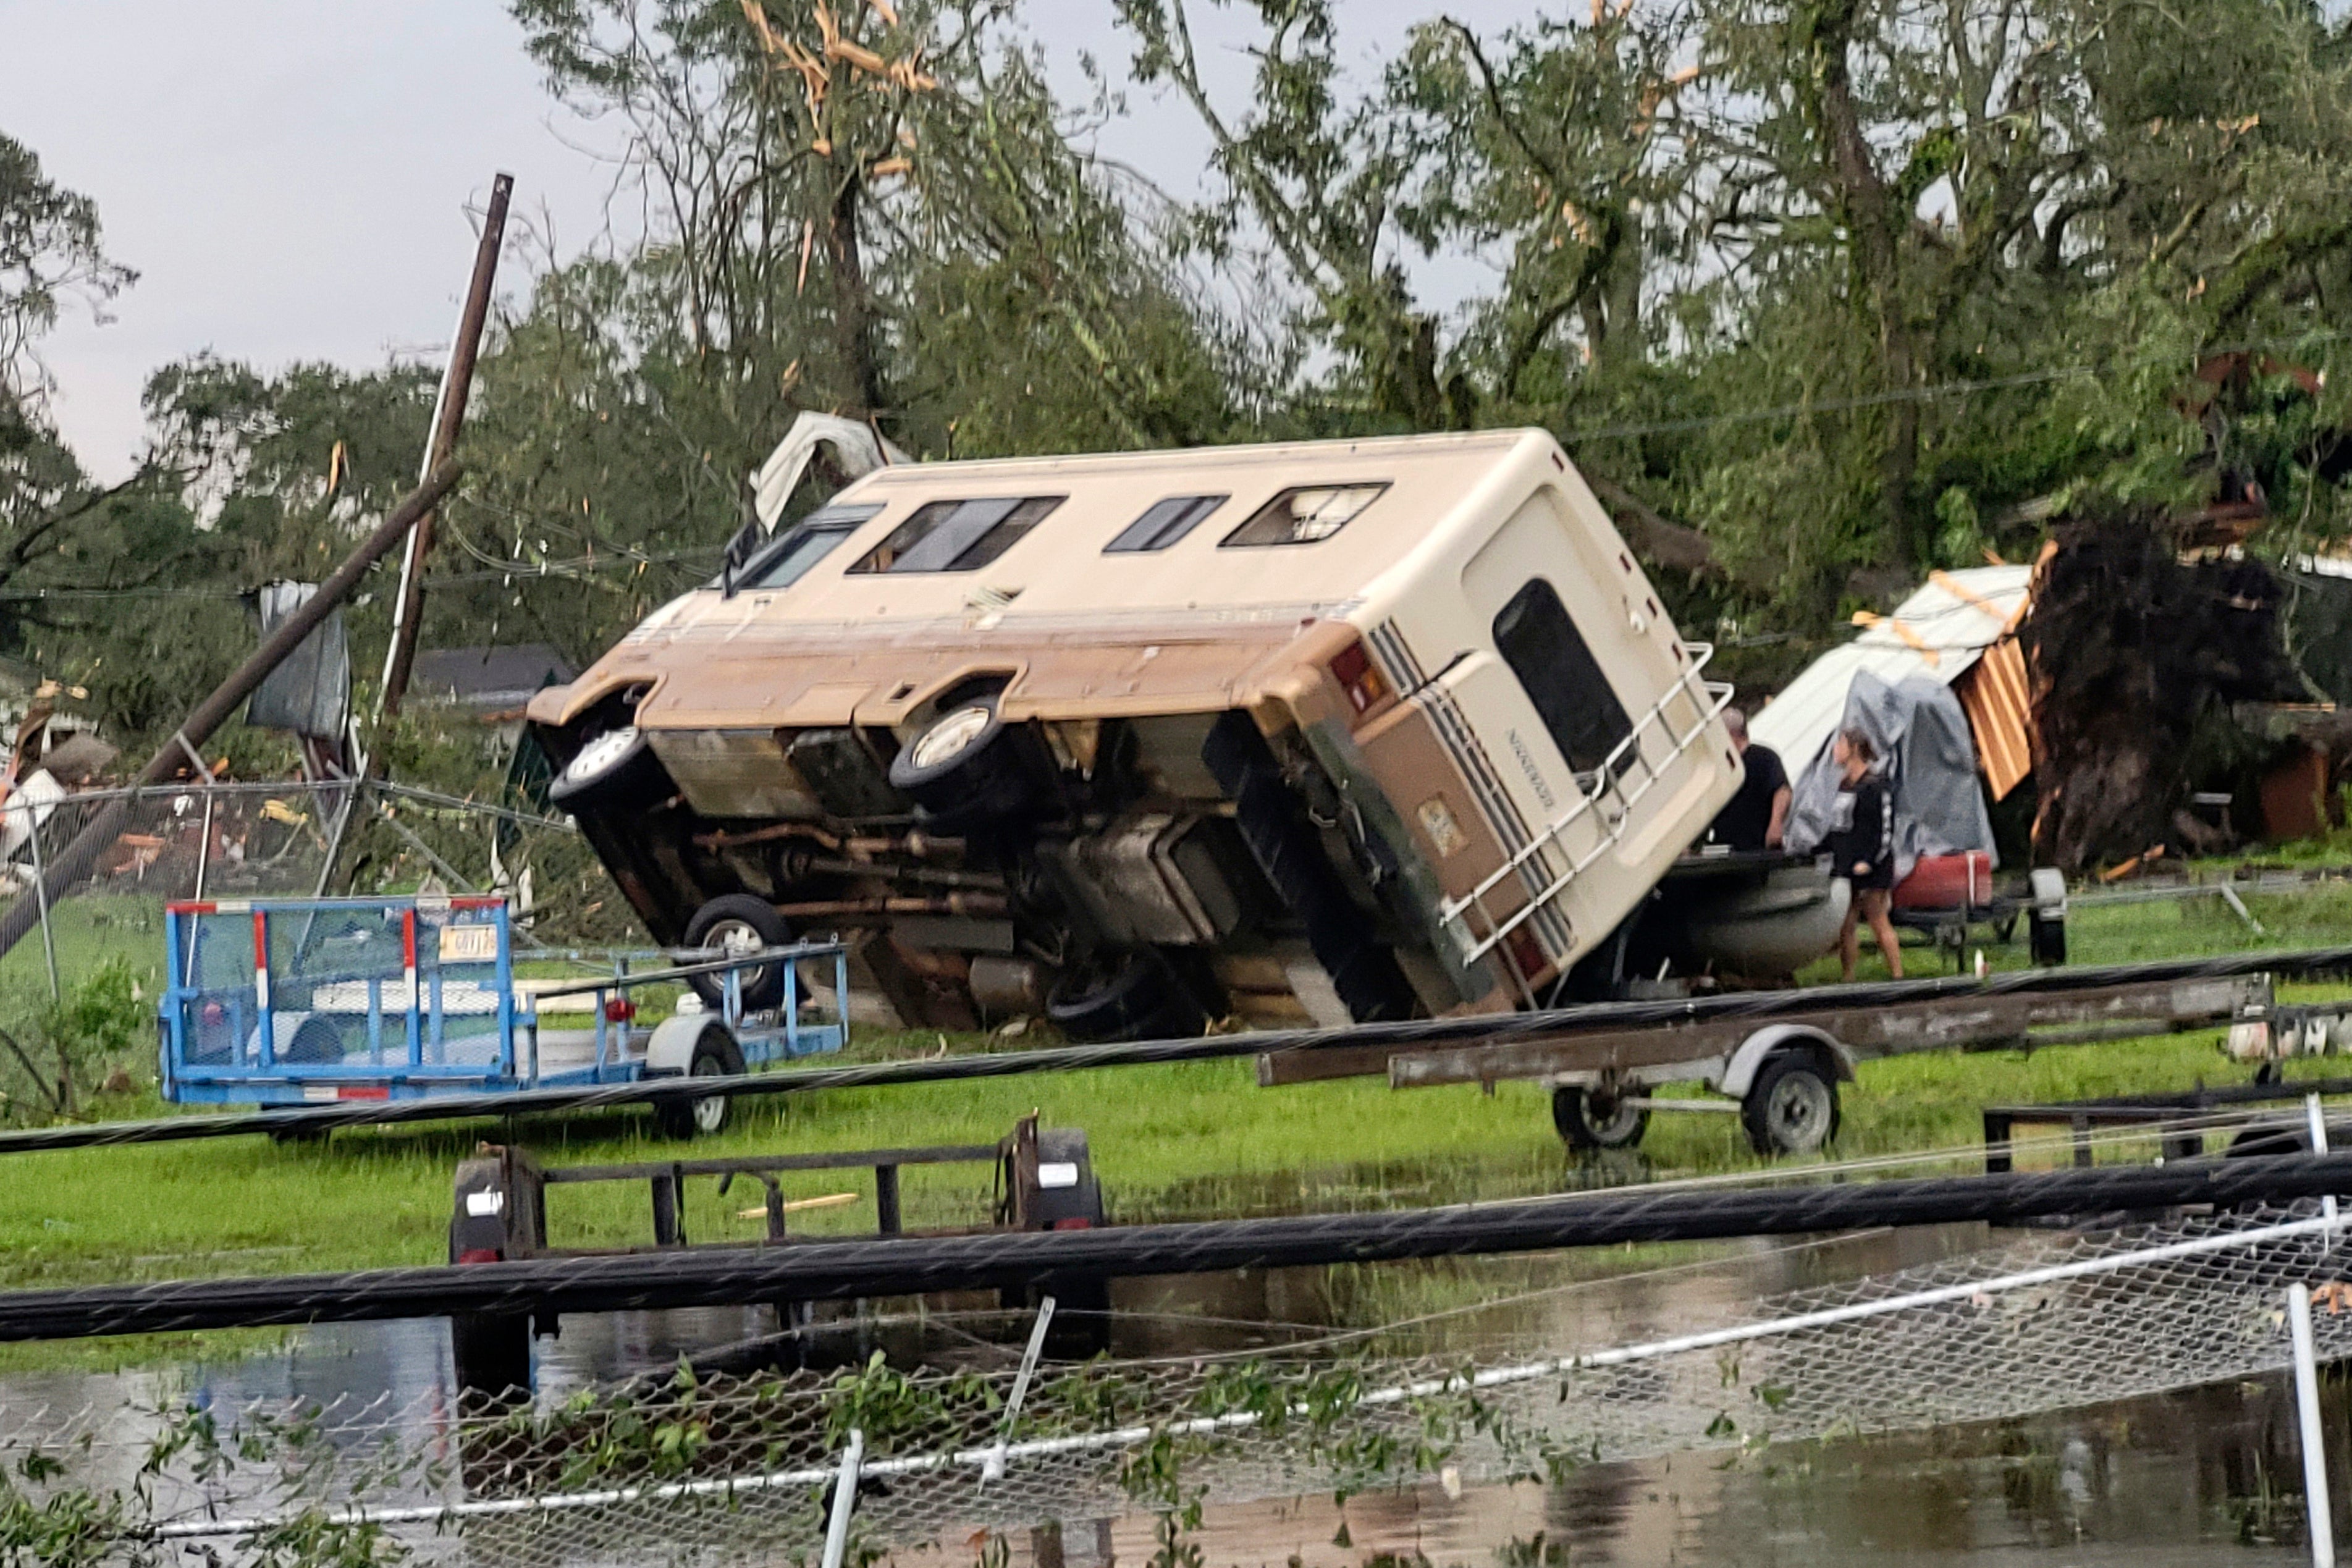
[887,696,1045,828]
[682,895,791,1012]
[1045,950,1211,1043]
[654,1026,746,1140]
[549,726,665,812]
[1551,1085,1650,1150]
[1740,1051,1840,1156]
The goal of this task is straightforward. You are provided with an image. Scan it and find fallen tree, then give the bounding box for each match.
[2024,505,2304,871]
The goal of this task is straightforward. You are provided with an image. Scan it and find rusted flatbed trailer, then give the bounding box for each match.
[1261,972,2270,1157]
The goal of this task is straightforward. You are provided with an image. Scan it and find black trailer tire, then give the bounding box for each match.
[1551,1085,1650,1150]
[1045,950,1208,1043]
[654,1026,746,1140]
[887,698,1045,828]
[2028,908,2067,966]
[549,725,667,812]
[682,895,791,1012]
[1740,1051,1841,1157]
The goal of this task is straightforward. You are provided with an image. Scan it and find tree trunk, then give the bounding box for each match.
[1798,0,1922,564]
[827,171,884,415]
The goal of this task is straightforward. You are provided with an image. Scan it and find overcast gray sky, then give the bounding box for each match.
[6,0,1528,481]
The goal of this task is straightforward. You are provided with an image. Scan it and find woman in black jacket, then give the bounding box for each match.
[1829,727,1903,981]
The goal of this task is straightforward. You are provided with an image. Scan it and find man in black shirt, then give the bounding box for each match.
[1707,709,1790,851]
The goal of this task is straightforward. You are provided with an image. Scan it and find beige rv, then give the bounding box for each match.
[526,428,1741,1039]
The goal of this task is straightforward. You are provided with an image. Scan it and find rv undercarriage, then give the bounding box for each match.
[538,700,1443,1040]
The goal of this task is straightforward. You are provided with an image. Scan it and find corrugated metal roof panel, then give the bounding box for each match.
[1747,565,2031,773]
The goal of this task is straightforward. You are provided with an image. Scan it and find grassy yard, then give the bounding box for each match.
[0,873,2341,1371]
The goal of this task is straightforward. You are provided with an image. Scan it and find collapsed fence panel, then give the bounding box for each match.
[4,1202,2348,1566]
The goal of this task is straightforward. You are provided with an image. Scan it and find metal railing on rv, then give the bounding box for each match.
[1436,643,1733,983]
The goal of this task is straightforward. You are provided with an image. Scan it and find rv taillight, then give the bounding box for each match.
[1505,927,1548,984]
[1329,642,1389,719]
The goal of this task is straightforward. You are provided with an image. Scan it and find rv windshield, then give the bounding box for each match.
[735,504,882,591]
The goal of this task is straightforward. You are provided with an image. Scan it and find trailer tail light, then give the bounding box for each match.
[1329,641,1389,720]
[1052,1217,1094,1230]
[455,1248,503,1265]
[604,996,637,1024]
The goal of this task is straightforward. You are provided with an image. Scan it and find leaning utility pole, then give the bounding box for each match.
[377,171,513,720]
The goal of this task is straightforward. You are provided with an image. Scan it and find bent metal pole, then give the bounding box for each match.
[0,461,464,972]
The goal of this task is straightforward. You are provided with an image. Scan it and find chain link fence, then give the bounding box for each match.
[0,776,633,984]
[1,1202,2347,1565]
[0,775,635,1117]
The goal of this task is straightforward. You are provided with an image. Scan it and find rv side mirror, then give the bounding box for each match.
[719,517,764,597]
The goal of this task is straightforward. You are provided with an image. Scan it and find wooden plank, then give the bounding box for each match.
[1257,1044,1401,1087]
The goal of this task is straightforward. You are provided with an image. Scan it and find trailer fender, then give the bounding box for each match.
[1717,1025,1853,1099]
[645,1014,735,1077]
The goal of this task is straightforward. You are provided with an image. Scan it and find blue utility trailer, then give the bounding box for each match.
[158,895,849,1137]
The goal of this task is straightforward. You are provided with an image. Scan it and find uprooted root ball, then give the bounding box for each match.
[2024,507,2303,872]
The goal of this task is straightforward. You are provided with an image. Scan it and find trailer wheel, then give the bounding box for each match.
[654,1025,746,1140]
[683,895,790,1013]
[549,725,666,812]
[1740,1051,1840,1156]
[2028,908,2067,966]
[1551,1086,1650,1150]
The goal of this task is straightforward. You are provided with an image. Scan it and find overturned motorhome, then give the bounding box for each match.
[526,430,1741,1036]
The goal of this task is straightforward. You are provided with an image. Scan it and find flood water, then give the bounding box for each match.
[2,1215,2340,1564]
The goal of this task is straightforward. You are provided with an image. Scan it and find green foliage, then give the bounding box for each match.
[9,0,2352,757]
[39,958,142,1081]
[0,1401,409,1567]
[0,131,133,403]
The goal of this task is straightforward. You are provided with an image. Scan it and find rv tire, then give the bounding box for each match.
[1046,950,1208,1043]
[549,726,667,812]
[682,895,791,1012]
[888,698,1045,828]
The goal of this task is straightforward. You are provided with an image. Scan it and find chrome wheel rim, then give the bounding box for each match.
[709,919,765,958]
[690,1053,727,1133]
[565,727,639,785]
[910,705,993,770]
[706,919,775,994]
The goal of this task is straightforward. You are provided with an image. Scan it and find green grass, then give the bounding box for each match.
[0,874,2348,1372]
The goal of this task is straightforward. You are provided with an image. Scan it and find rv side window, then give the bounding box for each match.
[1220,483,1388,547]
[1105,494,1226,553]
[738,504,882,590]
[848,495,1064,573]
[1492,578,1636,776]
